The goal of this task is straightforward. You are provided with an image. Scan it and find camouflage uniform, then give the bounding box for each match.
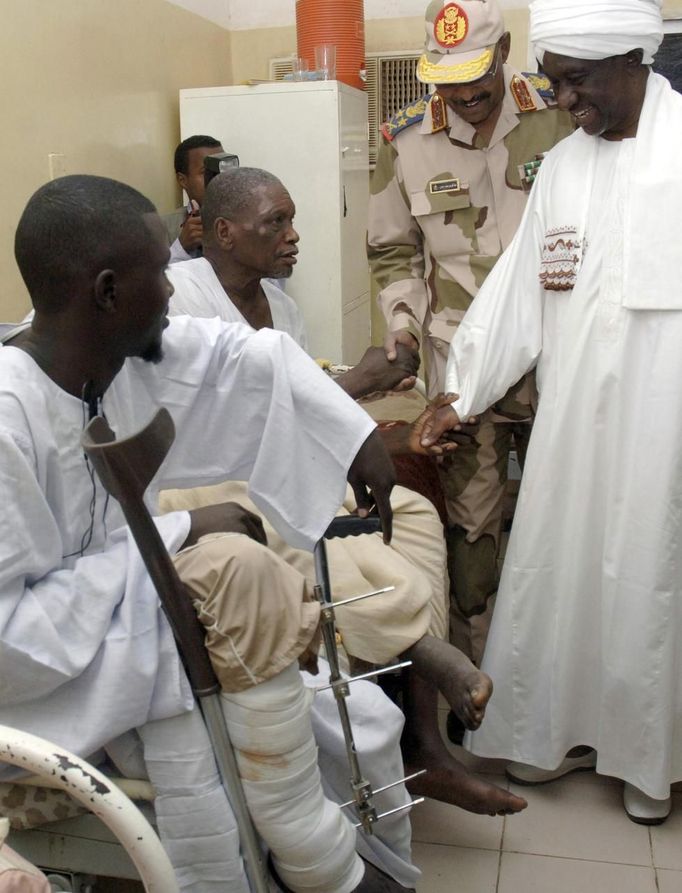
[368,68,572,659]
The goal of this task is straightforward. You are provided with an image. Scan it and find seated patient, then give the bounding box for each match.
[167,167,527,817]
[0,174,422,893]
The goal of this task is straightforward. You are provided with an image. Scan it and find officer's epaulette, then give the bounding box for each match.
[382,94,448,142]
[521,72,558,106]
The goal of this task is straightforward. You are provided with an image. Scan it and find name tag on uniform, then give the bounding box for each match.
[429,177,461,194]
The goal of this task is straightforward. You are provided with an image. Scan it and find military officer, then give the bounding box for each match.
[368,0,573,677]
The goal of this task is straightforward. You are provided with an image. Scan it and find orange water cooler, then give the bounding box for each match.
[296,0,366,90]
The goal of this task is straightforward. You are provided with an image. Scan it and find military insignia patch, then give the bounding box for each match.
[381,96,429,142]
[430,94,447,133]
[434,3,469,49]
[518,154,546,192]
[429,177,461,194]
[523,72,557,103]
[510,75,537,113]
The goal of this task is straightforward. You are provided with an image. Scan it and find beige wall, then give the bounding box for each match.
[1,0,232,321]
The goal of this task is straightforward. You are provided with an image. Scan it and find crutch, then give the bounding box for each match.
[81,409,270,893]
[313,517,425,834]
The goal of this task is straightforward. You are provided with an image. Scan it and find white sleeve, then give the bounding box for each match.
[0,429,189,705]
[167,283,211,318]
[446,180,547,419]
[129,320,376,551]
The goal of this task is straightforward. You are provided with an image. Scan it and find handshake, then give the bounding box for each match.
[418,394,475,456]
[378,329,476,458]
[379,393,477,460]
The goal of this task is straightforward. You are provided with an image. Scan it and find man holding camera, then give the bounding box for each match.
[165,133,223,263]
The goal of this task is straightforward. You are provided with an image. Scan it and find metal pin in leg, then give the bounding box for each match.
[333,584,395,609]
[353,798,425,830]
[343,770,427,833]
[339,770,427,809]
[316,660,413,692]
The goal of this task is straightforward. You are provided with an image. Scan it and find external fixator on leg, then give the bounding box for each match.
[313,515,425,835]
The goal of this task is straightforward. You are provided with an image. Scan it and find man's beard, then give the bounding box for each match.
[140,339,164,364]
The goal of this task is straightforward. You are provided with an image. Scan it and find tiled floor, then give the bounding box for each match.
[410,716,682,892]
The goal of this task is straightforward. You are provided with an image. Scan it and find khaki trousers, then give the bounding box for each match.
[163,484,447,665]
[173,532,320,692]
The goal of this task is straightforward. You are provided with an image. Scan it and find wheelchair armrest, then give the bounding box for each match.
[324,516,382,540]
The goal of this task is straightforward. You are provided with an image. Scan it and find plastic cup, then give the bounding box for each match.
[314,44,337,80]
[292,56,309,81]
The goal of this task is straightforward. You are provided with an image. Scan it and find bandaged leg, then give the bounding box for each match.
[138,706,250,893]
[173,534,363,891]
[221,663,364,893]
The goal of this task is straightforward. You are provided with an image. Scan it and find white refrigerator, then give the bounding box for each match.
[179,80,370,364]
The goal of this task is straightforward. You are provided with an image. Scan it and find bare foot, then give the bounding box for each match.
[440,653,493,731]
[403,739,527,816]
[404,636,493,730]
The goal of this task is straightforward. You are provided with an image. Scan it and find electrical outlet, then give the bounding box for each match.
[48,153,67,180]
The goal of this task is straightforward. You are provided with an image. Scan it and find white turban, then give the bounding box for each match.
[530,0,663,66]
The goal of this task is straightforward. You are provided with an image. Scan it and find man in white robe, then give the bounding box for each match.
[421,0,682,825]
[0,174,422,891]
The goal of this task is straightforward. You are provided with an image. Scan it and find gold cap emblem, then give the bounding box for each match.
[434,3,469,49]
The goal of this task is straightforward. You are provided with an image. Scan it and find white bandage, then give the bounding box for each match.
[221,663,364,893]
[138,706,250,892]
